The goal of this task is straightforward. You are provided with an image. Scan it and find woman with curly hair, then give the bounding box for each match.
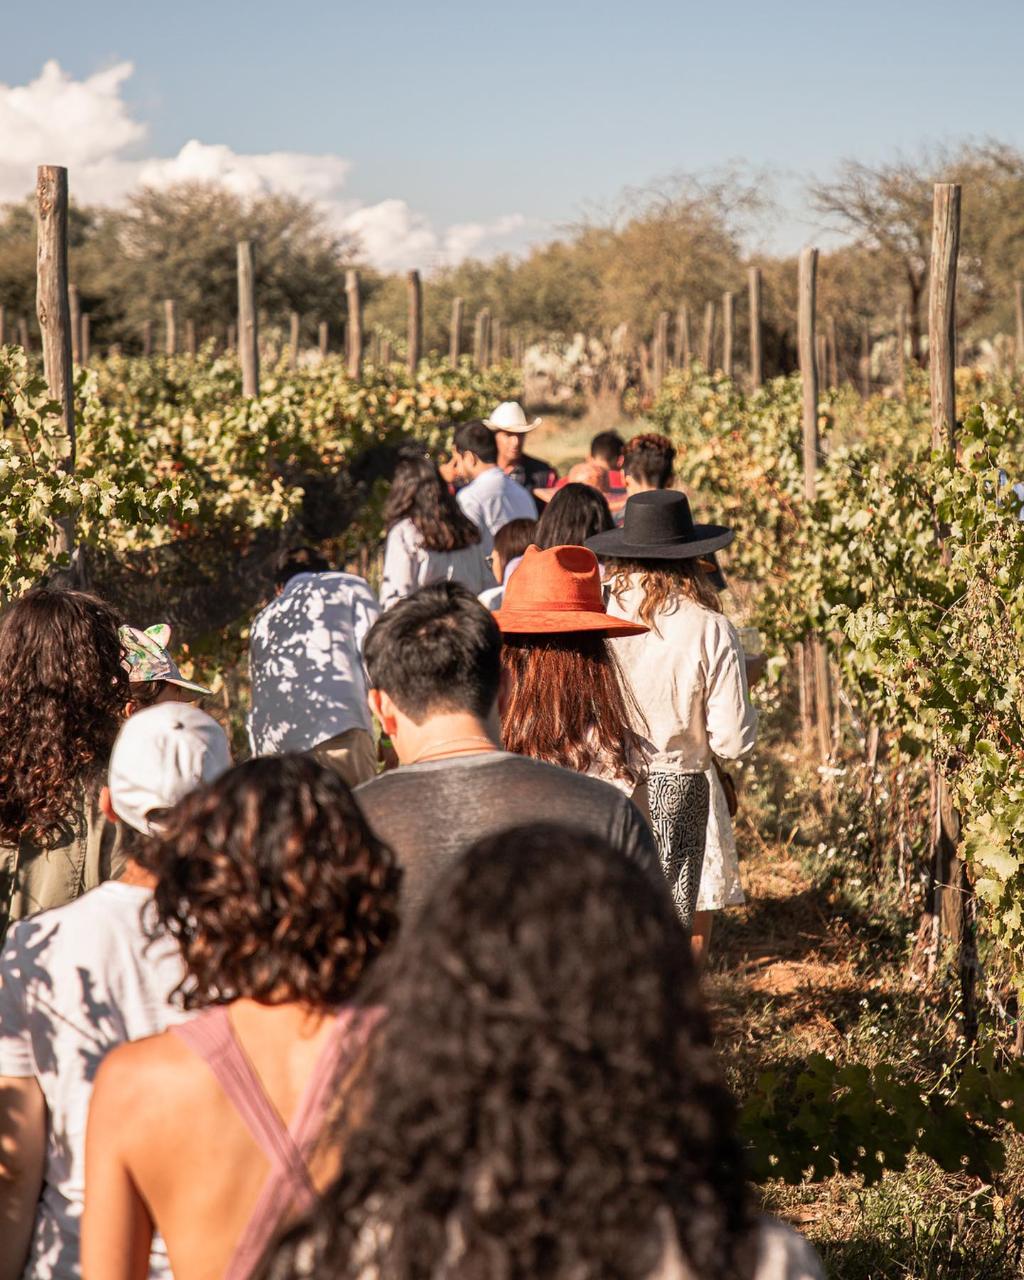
[493,544,652,809]
[82,755,401,1280]
[0,587,130,941]
[261,824,823,1280]
[379,452,494,609]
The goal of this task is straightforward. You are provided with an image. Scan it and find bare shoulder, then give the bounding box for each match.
[94,1028,198,1110]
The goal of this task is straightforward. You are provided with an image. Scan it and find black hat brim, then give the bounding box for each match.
[585,524,734,561]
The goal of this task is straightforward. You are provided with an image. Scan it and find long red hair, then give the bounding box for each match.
[500,633,647,787]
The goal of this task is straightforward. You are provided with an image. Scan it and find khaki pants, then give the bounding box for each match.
[309,727,378,789]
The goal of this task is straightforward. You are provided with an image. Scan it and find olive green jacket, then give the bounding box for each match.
[0,776,125,944]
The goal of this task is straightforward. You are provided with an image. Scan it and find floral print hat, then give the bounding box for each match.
[119,624,212,699]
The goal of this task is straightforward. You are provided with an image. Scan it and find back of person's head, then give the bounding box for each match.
[453,419,498,465]
[0,587,128,844]
[623,433,676,489]
[363,582,501,723]
[383,452,480,553]
[590,430,625,465]
[144,754,400,1009]
[273,545,331,591]
[535,483,613,549]
[492,517,538,569]
[264,824,751,1279]
[107,703,232,848]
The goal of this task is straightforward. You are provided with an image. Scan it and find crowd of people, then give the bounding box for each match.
[0,403,821,1279]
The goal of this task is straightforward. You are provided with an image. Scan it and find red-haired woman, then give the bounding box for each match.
[493,544,652,813]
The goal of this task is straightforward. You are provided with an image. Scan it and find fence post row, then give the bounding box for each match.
[318,320,329,358]
[164,299,177,356]
[346,269,363,380]
[721,291,734,379]
[450,296,464,364]
[35,164,76,557]
[748,268,763,390]
[407,270,422,375]
[237,240,259,397]
[702,300,715,369]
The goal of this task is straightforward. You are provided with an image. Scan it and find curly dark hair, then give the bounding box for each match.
[0,587,128,844]
[535,482,613,549]
[623,433,676,488]
[143,755,401,1009]
[383,453,481,552]
[262,824,756,1280]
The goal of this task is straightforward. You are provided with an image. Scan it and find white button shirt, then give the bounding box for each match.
[248,571,380,754]
[455,466,537,551]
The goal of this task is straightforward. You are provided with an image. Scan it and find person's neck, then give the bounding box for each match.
[397,709,502,766]
[473,461,499,480]
[118,857,157,890]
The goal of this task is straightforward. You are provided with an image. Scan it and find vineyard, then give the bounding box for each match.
[5,163,1024,1275]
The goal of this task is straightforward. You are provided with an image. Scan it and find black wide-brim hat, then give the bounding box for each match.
[585,490,734,560]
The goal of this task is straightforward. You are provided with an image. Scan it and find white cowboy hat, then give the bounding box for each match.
[483,401,542,433]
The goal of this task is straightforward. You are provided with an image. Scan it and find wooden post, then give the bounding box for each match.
[237,240,259,397]
[185,318,197,357]
[474,307,492,367]
[653,310,669,391]
[164,299,177,356]
[0,305,5,346]
[345,269,363,380]
[492,317,503,363]
[18,317,30,352]
[896,304,907,397]
[930,185,960,453]
[816,333,828,390]
[381,337,393,366]
[289,311,301,370]
[798,247,832,769]
[227,323,236,353]
[860,320,870,398]
[142,318,153,357]
[1016,281,1024,366]
[674,304,691,367]
[748,268,763,389]
[721,291,734,379]
[826,314,838,388]
[701,300,715,369]
[35,165,76,555]
[81,313,91,366]
[318,320,329,357]
[450,296,464,363]
[407,269,422,374]
[68,284,82,365]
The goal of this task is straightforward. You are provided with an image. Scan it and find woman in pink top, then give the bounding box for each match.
[81,756,400,1280]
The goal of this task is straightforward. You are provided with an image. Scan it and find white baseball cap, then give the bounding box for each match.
[108,702,233,836]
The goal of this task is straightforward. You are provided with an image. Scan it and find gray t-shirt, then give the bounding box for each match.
[356,751,660,919]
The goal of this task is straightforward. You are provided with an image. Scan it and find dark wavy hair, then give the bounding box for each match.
[500,632,647,787]
[383,453,481,552]
[623,433,676,488]
[143,755,401,1009]
[262,825,756,1279]
[0,588,128,844]
[535,482,613,549]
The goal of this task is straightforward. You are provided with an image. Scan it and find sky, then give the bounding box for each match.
[3,0,1024,271]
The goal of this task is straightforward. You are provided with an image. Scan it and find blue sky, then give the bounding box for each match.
[4,0,1024,266]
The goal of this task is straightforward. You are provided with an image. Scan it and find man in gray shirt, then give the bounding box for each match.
[357,582,660,920]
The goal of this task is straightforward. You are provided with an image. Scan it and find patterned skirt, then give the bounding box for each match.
[647,769,710,929]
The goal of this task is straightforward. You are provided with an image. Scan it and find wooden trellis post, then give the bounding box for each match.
[702,300,715,369]
[185,318,197,358]
[227,323,237,353]
[69,284,82,365]
[346,269,363,380]
[0,305,6,346]
[674,303,691,367]
[164,299,177,356]
[289,311,301,370]
[318,320,329,357]
[653,310,669,391]
[721,291,734,379]
[407,270,422,374]
[36,164,76,556]
[18,316,30,352]
[826,314,838,388]
[860,320,871,398]
[381,337,393,366]
[748,268,763,389]
[897,304,907,397]
[798,246,832,772]
[142,318,153,357]
[473,307,491,367]
[81,313,91,365]
[492,317,503,363]
[1015,280,1023,366]
[450,296,464,363]
[816,333,828,389]
[237,240,259,397]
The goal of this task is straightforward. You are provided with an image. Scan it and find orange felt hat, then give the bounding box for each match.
[493,544,648,637]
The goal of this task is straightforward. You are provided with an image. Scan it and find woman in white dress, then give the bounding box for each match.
[379,453,495,609]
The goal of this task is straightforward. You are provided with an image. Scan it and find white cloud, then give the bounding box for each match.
[0,60,544,271]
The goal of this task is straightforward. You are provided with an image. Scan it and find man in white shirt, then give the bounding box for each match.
[0,703,231,1280]
[248,546,381,786]
[452,420,537,553]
